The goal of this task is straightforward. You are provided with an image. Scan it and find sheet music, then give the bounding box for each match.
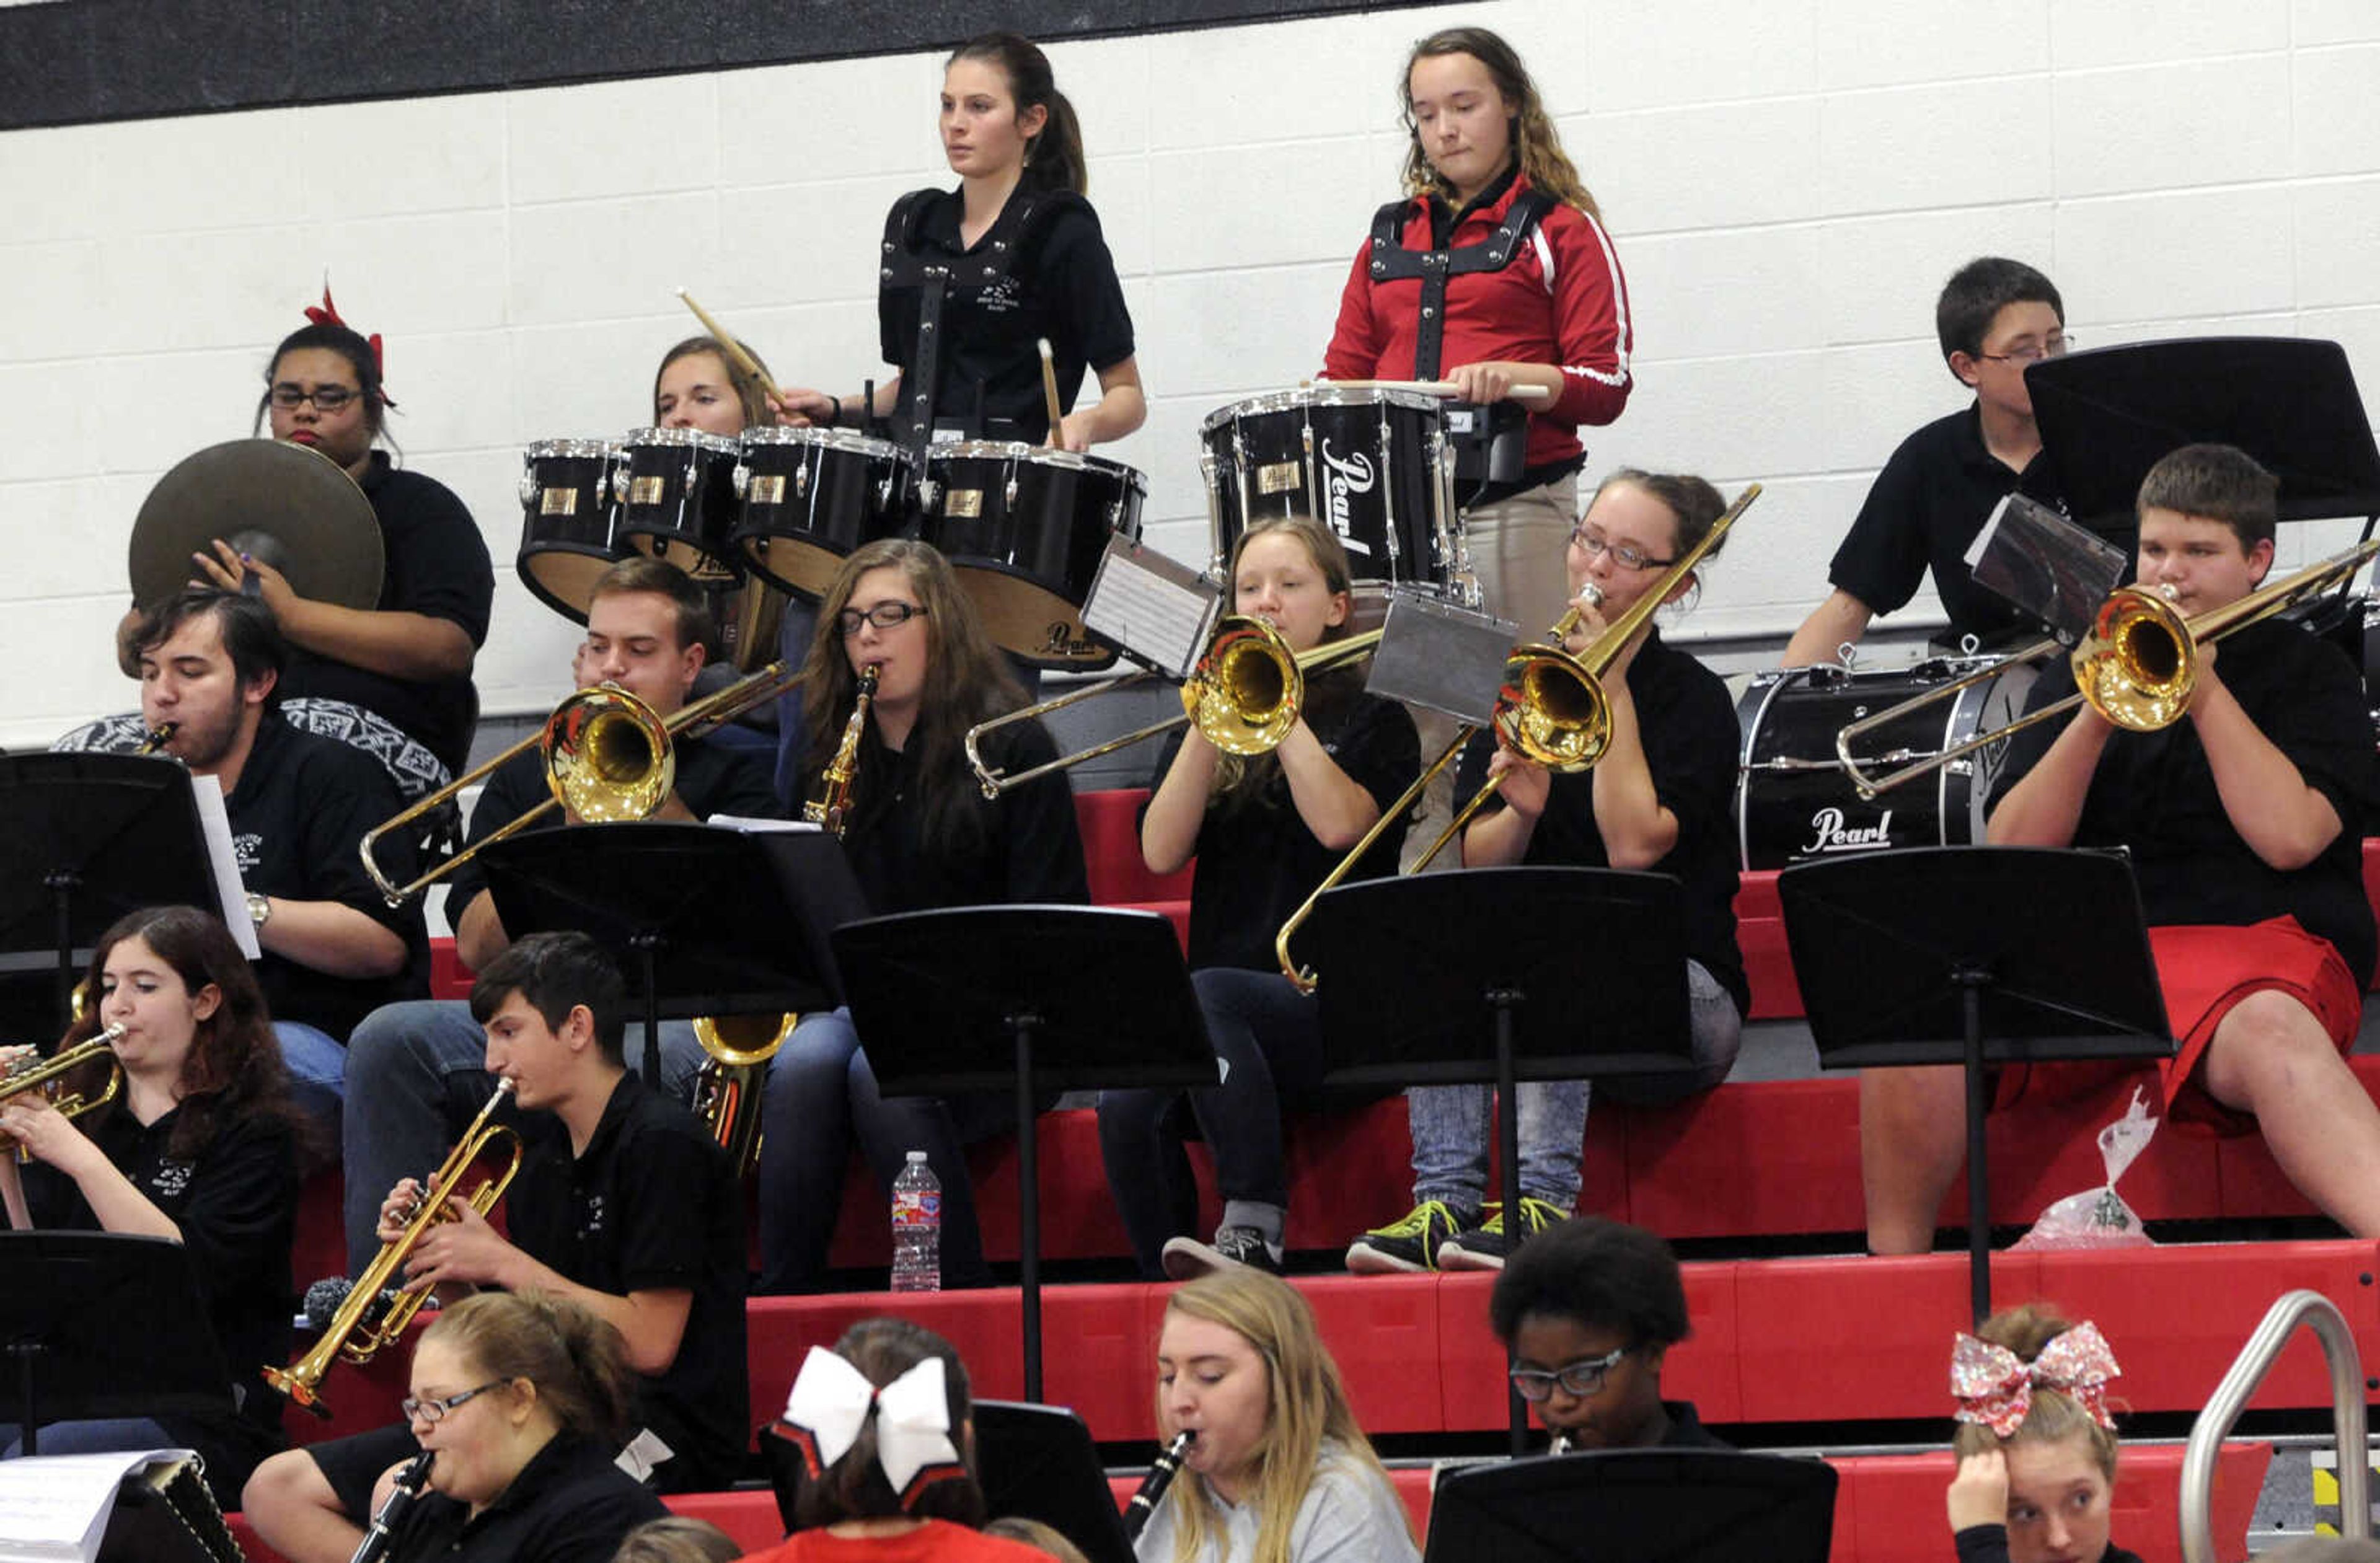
[188,775,258,959]
[1082,538,1222,679]
[0,1448,195,1562]
[706,816,823,834]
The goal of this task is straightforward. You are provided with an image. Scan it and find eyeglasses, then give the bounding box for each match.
[1977,333,2074,367]
[1508,1345,1629,1402]
[1567,529,1676,571]
[836,602,928,636]
[401,1379,509,1424]
[268,383,362,412]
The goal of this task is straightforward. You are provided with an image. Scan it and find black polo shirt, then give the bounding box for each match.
[804,716,1089,915]
[1993,615,2378,985]
[1147,678,1419,972]
[503,1073,749,1492]
[382,1433,668,1563]
[23,1098,299,1497]
[227,713,431,1039]
[878,183,1136,444]
[278,452,494,775]
[1654,1399,1730,1448]
[1457,625,1750,1016]
[444,731,780,936]
[1827,404,2053,647]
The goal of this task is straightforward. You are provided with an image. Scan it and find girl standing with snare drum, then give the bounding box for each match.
[777,32,1144,455]
[1324,27,1632,636]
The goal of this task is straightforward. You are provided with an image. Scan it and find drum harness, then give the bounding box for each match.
[879,187,1086,511]
[1367,187,1558,502]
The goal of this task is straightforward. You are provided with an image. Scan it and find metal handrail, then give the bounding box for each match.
[2180,1289,2370,1562]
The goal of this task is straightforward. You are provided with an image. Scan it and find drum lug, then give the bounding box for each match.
[1006,475,1019,509]
[796,458,811,498]
[732,462,751,500]
[518,466,537,508]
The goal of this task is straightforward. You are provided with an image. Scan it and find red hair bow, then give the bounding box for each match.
[302,281,395,407]
[1951,1321,2121,1438]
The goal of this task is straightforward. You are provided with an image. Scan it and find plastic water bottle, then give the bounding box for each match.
[890,1150,941,1293]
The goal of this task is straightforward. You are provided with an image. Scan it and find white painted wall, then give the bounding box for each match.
[5,0,2379,751]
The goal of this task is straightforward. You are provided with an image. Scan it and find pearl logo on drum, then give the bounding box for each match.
[1802,806,1895,856]
[1318,440,1377,554]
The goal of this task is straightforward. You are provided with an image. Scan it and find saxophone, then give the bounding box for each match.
[803,664,878,839]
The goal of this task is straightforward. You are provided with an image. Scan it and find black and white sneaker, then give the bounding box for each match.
[1163,1225,1284,1280]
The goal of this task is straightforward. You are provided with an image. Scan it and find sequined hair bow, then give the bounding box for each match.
[1950,1320,2121,1438]
[778,1346,964,1507]
[302,281,395,407]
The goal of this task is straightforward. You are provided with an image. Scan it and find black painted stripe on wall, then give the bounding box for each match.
[0,0,1459,132]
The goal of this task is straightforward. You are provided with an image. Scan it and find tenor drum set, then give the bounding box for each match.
[511,381,1488,677]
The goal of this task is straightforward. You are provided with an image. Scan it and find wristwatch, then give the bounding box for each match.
[246,892,273,931]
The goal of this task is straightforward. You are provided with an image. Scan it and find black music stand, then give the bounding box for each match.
[2029,337,2380,535]
[483,822,860,1084]
[0,754,216,1037]
[0,1233,233,1455]
[973,1401,1136,1563]
[1779,847,2172,1323]
[1424,1450,1836,1563]
[1303,868,1695,1452]
[832,906,1217,1402]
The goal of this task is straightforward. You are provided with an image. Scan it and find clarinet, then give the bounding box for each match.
[1124,1430,1196,1541]
[348,1449,434,1563]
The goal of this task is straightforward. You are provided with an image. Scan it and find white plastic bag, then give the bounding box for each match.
[2011,1087,2159,1251]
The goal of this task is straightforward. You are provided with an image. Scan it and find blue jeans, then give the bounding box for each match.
[1096,968,1322,1278]
[274,1020,345,1146]
[2,1416,172,1460]
[754,1008,1015,1294]
[1407,961,1743,1210]
[338,998,703,1274]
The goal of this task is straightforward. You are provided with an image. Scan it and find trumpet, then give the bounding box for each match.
[964,616,1385,796]
[359,657,806,904]
[1833,537,2380,798]
[0,1024,127,1163]
[263,1080,521,1418]
[1272,483,1760,991]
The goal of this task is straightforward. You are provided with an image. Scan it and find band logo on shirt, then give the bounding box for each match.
[232,833,263,874]
[151,1159,194,1199]
[1318,441,1376,556]
[578,1191,609,1244]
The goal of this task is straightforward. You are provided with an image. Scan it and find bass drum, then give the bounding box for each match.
[917,441,1147,671]
[516,438,621,623]
[1735,657,2037,871]
[1199,385,1451,594]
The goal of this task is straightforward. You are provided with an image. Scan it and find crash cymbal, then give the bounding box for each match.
[130,438,382,611]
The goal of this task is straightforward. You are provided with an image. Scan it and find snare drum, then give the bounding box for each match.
[516,438,622,623]
[1735,657,2037,870]
[730,426,909,601]
[1199,386,1451,591]
[917,441,1147,670]
[612,427,743,584]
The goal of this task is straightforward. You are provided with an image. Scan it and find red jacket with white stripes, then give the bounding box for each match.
[1322,172,1633,473]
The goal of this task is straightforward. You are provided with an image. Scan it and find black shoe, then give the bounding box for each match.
[1438,1197,1569,1270]
[1163,1225,1284,1280]
[1344,1200,1481,1275]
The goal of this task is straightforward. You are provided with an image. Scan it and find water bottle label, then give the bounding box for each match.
[892,1188,940,1225]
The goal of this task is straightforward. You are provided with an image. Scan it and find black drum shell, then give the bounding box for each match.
[517,438,622,624]
[730,426,910,602]
[614,427,744,584]
[1199,387,1446,591]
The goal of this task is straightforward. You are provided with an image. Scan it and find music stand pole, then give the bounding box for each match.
[1012,1013,1043,1399]
[1489,990,1527,1452]
[1956,971,1992,1324]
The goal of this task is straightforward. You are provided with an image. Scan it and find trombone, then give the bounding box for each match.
[1274,482,1761,992]
[263,1079,521,1417]
[1833,537,2380,799]
[964,615,1386,796]
[359,658,806,904]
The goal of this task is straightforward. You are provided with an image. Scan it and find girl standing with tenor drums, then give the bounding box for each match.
[1096,516,1418,1280]
[0,905,306,1504]
[777,32,1144,454]
[1324,26,1632,635]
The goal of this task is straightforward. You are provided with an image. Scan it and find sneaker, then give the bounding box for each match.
[1345,1200,1481,1275]
[1439,1197,1569,1270]
[1163,1226,1283,1280]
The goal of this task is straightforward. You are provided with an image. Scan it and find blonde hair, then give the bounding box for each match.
[982,1517,1092,1563]
[1399,27,1602,222]
[420,1290,636,1448]
[607,1516,743,1563]
[1157,1270,1406,1563]
[1212,516,1358,805]
[1950,1303,2122,1482]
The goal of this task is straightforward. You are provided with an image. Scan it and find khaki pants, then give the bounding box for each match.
[1402,473,1580,873]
